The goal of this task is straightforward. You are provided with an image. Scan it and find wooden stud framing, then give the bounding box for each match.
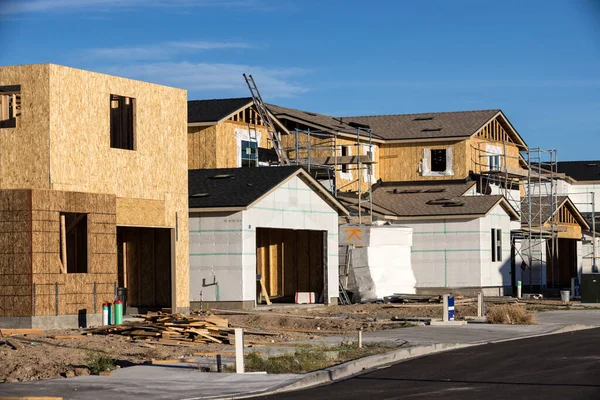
[60,214,67,274]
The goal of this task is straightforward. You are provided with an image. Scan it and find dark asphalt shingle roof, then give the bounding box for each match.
[556,161,600,182]
[188,97,253,123]
[520,196,589,229]
[188,166,302,208]
[339,181,517,219]
[342,110,501,141]
[520,196,569,225]
[266,104,370,137]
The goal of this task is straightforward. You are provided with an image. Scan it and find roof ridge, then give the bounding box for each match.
[342,109,501,119]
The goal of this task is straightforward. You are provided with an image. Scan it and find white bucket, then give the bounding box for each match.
[560,290,570,302]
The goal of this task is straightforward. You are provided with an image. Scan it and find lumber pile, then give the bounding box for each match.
[86,312,234,345]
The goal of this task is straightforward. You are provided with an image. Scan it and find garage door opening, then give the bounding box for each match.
[256,227,326,304]
[546,238,578,289]
[117,227,172,312]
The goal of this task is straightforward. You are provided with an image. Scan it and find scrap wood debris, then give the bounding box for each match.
[86,312,276,345]
[86,312,232,345]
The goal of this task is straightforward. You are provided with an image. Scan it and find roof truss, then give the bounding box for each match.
[473,111,527,148]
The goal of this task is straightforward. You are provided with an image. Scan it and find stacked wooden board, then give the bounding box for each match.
[86,312,233,345]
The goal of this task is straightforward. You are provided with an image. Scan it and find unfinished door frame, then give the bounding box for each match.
[116,225,175,310]
[255,227,327,303]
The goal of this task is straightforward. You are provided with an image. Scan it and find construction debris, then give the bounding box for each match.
[86,313,233,345]
[0,328,44,336]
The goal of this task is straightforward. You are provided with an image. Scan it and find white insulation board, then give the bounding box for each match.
[342,225,416,301]
[348,245,416,301]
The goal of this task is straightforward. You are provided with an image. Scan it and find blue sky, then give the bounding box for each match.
[1,0,599,160]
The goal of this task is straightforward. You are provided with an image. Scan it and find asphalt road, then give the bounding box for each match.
[256,327,600,400]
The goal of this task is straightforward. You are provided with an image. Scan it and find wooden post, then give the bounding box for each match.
[235,328,245,374]
[122,241,127,288]
[60,214,67,274]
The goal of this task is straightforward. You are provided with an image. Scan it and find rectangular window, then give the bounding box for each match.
[0,85,21,129]
[489,155,501,170]
[341,146,348,173]
[110,94,135,150]
[241,140,258,167]
[61,213,88,274]
[431,149,447,172]
[491,228,502,262]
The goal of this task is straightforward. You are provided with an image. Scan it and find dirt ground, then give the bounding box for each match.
[0,299,577,383]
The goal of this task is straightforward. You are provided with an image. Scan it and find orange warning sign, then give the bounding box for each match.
[340,225,369,246]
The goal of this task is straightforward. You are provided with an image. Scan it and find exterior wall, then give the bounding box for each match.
[0,64,51,189]
[399,205,512,291]
[242,176,339,303]
[0,64,189,311]
[188,125,218,169]
[467,137,521,174]
[564,182,600,214]
[403,218,482,288]
[335,138,379,192]
[281,132,379,193]
[0,189,117,318]
[379,140,468,182]
[188,211,244,303]
[0,190,33,317]
[188,175,340,305]
[479,204,513,289]
[188,120,270,169]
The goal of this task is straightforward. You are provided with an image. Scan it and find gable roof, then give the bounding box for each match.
[342,110,502,141]
[340,180,520,220]
[521,196,590,229]
[556,161,600,182]
[188,166,349,215]
[188,97,253,123]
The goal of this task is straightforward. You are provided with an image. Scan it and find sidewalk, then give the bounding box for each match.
[0,310,599,400]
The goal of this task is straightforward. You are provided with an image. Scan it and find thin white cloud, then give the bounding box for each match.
[101,61,309,98]
[0,0,275,15]
[323,79,600,89]
[82,41,253,61]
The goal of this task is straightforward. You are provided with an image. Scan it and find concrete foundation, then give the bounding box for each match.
[0,313,103,329]
[417,286,512,297]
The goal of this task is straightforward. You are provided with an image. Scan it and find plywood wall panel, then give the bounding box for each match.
[0,64,51,190]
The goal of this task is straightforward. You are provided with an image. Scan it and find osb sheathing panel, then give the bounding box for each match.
[215,120,270,168]
[29,189,118,316]
[379,140,468,182]
[0,190,32,317]
[45,65,189,309]
[0,64,51,190]
[188,125,217,169]
[116,197,166,227]
[467,137,521,174]
[280,133,380,193]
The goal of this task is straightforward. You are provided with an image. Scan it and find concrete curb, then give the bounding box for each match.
[207,323,600,400]
[209,342,474,400]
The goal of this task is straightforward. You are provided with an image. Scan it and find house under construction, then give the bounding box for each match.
[0,64,190,327]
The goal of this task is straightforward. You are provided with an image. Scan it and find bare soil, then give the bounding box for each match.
[1,299,551,383]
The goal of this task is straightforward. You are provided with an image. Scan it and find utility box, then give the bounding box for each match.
[580,274,600,303]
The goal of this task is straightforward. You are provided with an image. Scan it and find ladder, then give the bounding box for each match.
[338,245,353,305]
[243,74,290,165]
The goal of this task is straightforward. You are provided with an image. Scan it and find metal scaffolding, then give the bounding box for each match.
[285,126,375,224]
[471,141,561,290]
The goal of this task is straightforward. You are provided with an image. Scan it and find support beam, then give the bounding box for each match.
[60,214,67,274]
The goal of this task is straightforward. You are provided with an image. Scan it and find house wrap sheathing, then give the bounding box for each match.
[406,203,516,296]
[188,167,348,309]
